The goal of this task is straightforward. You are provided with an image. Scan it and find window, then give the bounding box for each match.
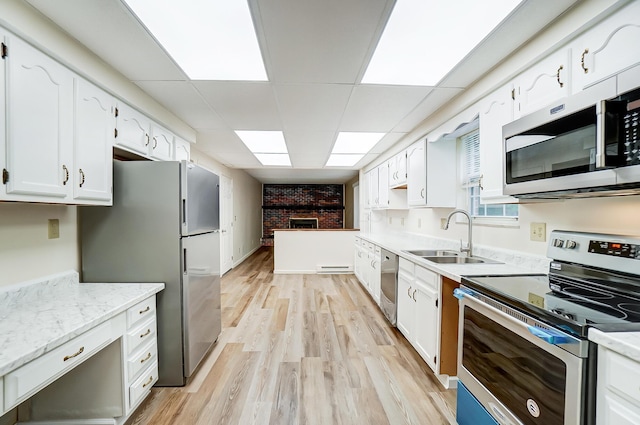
[461,130,518,219]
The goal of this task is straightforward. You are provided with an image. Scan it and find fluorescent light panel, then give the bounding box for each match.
[235,131,288,153]
[254,154,292,166]
[362,0,521,86]
[326,154,364,167]
[332,132,385,154]
[123,0,267,80]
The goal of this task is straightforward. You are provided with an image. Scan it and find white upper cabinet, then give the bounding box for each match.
[388,150,407,188]
[479,84,518,204]
[149,123,174,161]
[174,137,191,161]
[115,103,175,161]
[572,1,640,92]
[512,47,572,119]
[115,103,152,156]
[74,78,115,204]
[367,167,378,209]
[2,34,74,202]
[406,139,456,207]
[377,163,389,208]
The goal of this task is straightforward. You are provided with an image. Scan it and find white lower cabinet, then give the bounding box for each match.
[354,239,381,304]
[597,346,640,425]
[396,258,439,371]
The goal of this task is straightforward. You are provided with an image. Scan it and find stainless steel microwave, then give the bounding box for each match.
[503,75,640,198]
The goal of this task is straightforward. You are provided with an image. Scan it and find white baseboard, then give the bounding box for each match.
[232,245,261,268]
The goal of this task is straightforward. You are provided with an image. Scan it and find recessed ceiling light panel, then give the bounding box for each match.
[332,132,385,154]
[325,154,365,167]
[255,154,292,167]
[235,131,288,153]
[122,0,267,81]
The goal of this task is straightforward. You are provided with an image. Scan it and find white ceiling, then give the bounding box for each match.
[25,0,579,183]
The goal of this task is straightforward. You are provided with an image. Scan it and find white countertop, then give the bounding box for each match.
[0,270,164,376]
[358,232,549,282]
[589,328,640,362]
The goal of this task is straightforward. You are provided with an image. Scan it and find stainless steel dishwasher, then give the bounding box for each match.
[379,249,398,326]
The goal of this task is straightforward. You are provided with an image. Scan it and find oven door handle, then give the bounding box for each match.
[527,325,575,345]
[453,287,473,300]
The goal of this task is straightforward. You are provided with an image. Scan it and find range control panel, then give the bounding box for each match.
[588,240,640,260]
[548,231,640,276]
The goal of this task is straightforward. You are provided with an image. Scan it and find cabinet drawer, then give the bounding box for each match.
[399,258,415,274]
[599,392,640,425]
[602,349,640,404]
[4,321,112,409]
[127,317,157,355]
[127,296,156,328]
[415,265,438,290]
[129,361,158,408]
[128,340,158,383]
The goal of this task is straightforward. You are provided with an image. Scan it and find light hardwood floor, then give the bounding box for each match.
[128,247,457,425]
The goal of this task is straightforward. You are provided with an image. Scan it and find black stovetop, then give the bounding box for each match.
[461,266,640,338]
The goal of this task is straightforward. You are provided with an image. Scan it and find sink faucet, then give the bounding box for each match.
[444,209,473,256]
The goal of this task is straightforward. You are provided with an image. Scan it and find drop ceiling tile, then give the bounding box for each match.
[339,85,433,132]
[256,0,393,83]
[393,87,464,133]
[134,81,227,130]
[193,81,281,129]
[284,130,337,168]
[275,84,353,132]
[370,132,407,154]
[26,0,185,81]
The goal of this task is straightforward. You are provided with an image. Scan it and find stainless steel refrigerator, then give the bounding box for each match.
[80,160,221,386]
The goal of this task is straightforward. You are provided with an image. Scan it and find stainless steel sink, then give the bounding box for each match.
[422,255,502,264]
[404,249,459,257]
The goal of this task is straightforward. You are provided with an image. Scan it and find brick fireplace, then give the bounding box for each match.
[262,184,344,246]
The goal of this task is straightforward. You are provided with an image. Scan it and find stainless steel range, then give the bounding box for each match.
[455,230,640,425]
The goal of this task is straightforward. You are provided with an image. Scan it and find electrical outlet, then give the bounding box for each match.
[388,217,392,225]
[418,218,422,228]
[48,219,60,239]
[440,218,447,229]
[400,218,405,226]
[530,222,546,242]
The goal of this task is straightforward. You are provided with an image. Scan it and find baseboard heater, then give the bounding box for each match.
[316,265,353,274]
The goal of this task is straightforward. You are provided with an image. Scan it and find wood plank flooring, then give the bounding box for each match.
[128,247,457,425]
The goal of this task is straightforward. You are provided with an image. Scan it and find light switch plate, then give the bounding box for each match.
[530,222,546,242]
[48,219,60,239]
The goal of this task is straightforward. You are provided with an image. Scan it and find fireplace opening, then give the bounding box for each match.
[289,218,318,229]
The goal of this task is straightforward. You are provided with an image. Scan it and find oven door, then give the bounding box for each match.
[456,289,586,425]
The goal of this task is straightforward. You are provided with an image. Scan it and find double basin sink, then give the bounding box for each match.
[403,249,502,265]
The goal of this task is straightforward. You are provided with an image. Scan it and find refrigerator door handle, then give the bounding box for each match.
[182,199,186,225]
[183,248,187,274]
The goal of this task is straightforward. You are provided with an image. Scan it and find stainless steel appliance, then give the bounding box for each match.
[455,230,640,425]
[503,71,640,198]
[80,160,221,386]
[380,249,398,326]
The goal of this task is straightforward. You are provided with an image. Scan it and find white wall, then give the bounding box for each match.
[0,0,263,287]
[362,0,640,258]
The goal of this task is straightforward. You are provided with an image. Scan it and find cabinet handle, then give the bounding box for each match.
[142,375,154,388]
[63,346,85,362]
[412,289,417,302]
[62,165,69,185]
[408,286,412,297]
[556,65,564,88]
[140,328,151,338]
[139,306,150,315]
[78,168,85,188]
[153,137,158,149]
[420,188,425,199]
[145,133,150,146]
[581,48,589,74]
[140,352,152,363]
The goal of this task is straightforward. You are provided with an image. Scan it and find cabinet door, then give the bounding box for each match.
[174,137,191,161]
[74,78,114,204]
[115,103,150,156]
[413,283,439,372]
[4,36,73,200]
[149,124,174,161]
[368,168,379,208]
[406,140,426,206]
[396,269,414,340]
[479,84,518,204]
[377,164,389,208]
[513,48,571,119]
[370,248,381,303]
[572,1,640,91]
[395,151,407,187]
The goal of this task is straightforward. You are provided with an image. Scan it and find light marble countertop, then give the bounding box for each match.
[0,270,164,376]
[589,328,640,362]
[358,231,550,282]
